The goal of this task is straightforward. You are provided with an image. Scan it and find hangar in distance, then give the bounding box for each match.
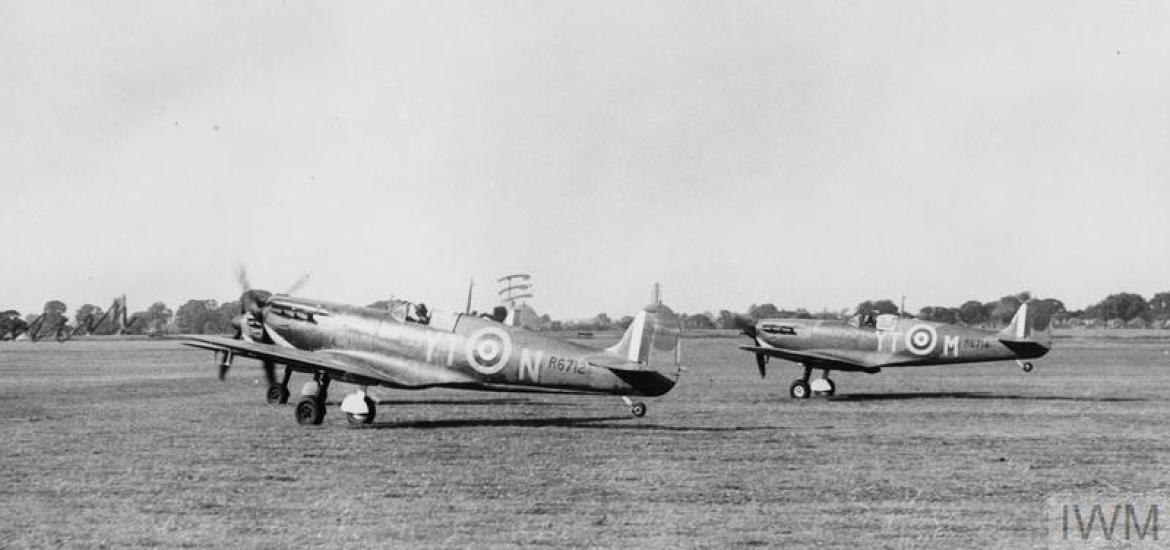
[739,300,1053,398]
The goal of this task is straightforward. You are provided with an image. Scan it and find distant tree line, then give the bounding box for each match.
[558,290,1170,332]
[172,299,240,334]
[911,291,1170,329]
[3,289,1170,339]
[912,292,1063,327]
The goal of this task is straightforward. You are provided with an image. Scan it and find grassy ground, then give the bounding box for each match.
[1,337,1168,548]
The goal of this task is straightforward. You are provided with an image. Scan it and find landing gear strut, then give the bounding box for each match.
[217,350,234,381]
[266,366,293,405]
[790,365,838,398]
[294,372,330,425]
[621,396,648,417]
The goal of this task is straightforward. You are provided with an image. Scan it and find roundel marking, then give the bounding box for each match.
[904,324,937,356]
[465,327,513,375]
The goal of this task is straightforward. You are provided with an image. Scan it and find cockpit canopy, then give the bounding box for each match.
[385,300,425,324]
[381,299,454,331]
[846,311,900,330]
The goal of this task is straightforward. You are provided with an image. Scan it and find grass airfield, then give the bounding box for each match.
[1,335,1168,548]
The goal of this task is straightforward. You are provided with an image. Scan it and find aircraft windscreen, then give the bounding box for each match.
[384,300,453,330]
[386,301,410,323]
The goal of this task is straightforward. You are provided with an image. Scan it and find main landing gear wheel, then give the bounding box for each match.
[346,397,377,426]
[1021,362,1034,373]
[266,384,290,405]
[821,378,835,397]
[630,402,647,418]
[296,373,331,426]
[295,397,326,425]
[790,380,811,399]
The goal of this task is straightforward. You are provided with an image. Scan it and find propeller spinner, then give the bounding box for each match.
[220,265,288,383]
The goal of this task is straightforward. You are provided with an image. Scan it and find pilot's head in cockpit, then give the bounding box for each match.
[862,311,877,328]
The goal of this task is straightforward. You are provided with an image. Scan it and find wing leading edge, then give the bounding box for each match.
[739,346,882,373]
[182,335,478,389]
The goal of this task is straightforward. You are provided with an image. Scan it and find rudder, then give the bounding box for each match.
[998,300,1053,346]
[605,304,683,376]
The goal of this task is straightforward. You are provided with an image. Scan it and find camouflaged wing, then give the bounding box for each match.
[183,335,478,388]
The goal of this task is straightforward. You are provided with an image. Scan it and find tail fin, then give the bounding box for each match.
[600,303,682,396]
[605,303,682,370]
[998,300,1053,347]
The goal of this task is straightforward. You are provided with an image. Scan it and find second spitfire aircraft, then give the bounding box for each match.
[184,286,682,426]
[739,300,1053,398]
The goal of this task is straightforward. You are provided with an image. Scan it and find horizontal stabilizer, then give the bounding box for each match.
[602,367,677,397]
[997,339,1049,359]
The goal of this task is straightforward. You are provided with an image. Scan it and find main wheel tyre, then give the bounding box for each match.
[790,380,811,399]
[1021,362,1034,373]
[630,402,647,417]
[295,397,326,425]
[822,378,836,397]
[267,384,290,405]
[346,397,377,426]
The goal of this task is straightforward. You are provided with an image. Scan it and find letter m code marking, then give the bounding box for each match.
[943,335,960,357]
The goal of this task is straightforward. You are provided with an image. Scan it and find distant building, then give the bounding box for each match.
[1125,317,1148,329]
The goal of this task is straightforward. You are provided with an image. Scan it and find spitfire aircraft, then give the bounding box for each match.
[184,288,682,426]
[739,300,1052,398]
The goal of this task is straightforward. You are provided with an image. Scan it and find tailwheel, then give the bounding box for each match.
[789,380,811,399]
[1021,362,1034,373]
[294,397,326,425]
[630,402,647,418]
[266,384,290,405]
[346,397,377,426]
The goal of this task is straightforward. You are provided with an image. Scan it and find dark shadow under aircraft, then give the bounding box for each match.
[739,300,1053,398]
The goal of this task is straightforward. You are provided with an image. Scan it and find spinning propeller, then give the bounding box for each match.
[219,265,309,384]
[734,316,757,339]
[734,316,768,378]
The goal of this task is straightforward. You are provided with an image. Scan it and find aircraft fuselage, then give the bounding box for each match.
[258,296,677,396]
[754,315,1047,370]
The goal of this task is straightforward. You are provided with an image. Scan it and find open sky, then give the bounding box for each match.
[2,1,1168,319]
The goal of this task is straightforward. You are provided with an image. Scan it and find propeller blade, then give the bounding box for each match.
[284,273,311,295]
[263,360,277,386]
[235,264,251,292]
[231,314,244,339]
[755,353,767,378]
[734,316,758,338]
